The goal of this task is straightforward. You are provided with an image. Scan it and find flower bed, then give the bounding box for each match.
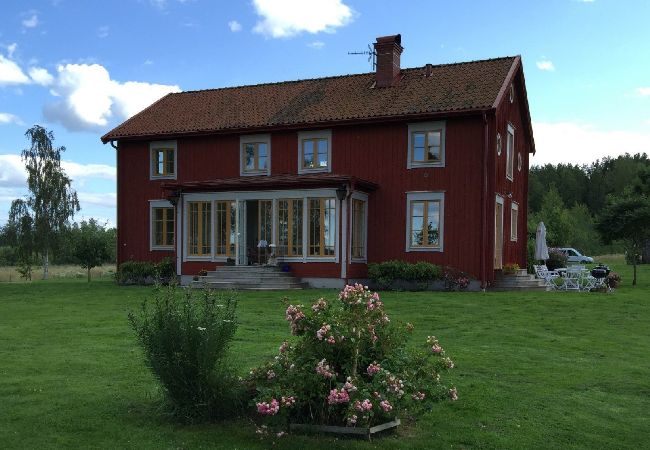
[247,284,457,434]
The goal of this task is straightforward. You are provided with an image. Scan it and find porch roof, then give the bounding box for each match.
[161,173,378,195]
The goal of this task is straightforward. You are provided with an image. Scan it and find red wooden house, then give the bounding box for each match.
[101,34,535,288]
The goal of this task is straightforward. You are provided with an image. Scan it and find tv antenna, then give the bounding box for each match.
[348,44,376,70]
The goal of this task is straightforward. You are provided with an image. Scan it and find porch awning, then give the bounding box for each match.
[161,173,378,196]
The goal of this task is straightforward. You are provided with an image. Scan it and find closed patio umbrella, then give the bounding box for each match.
[535,221,549,261]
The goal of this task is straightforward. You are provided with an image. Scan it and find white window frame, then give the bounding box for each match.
[149,140,177,180]
[506,123,515,181]
[509,83,514,103]
[510,201,519,242]
[240,134,271,176]
[496,132,502,156]
[298,130,332,174]
[407,121,446,169]
[405,191,445,252]
[350,192,368,262]
[149,199,175,251]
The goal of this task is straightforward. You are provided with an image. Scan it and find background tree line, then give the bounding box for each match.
[528,152,650,259]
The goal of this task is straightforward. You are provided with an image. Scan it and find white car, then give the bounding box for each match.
[552,247,594,264]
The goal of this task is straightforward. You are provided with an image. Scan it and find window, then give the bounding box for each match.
[298,130,331,173]
[407,121,446,168]
[150,141,176,179]
[188,201,211,256]
[506,124,515,181]
[510,202,518,242]
[150,201,174,249]
[509,83,514,103]
[406,192,444,252]
[518,152,523,172]
[277,199,303,257]
[351,198,366,260]
[496,133,502,156]
[215,201,236,257]
[308,198,336,257]
[240,135,270,175]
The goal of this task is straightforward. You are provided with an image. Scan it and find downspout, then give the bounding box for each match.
[110,140,120,270]
[481,113,489,290]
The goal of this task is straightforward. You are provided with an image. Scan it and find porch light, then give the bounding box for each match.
[336,184,347,201]
[168,189,181,206]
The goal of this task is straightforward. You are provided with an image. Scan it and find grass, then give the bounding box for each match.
[1,258,649,449]
[0,264,116,282]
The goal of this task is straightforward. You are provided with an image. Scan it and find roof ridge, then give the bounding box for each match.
[173,55,518,96]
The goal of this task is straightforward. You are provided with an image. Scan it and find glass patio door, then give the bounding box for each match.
[236,200,247,265]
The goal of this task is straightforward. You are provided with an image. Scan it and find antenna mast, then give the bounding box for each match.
[347,44,376,70]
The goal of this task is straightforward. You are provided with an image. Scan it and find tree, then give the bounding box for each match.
[597,189,650,286]
[20,125,80,279]
[535,185,572,247]
[7,199,36,280]
[73,219,112,282]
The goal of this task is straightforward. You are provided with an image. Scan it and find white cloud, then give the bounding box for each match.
[252,0,353,38]
[97,26,110,38]
[228,20,242,32]
[7,43,18,58]
[0,154,116,187]
[0,155,26,188]
[22,13,39,28]
[143,59,154,66]
[77,192,116,209]
[308,41,325,49]
[0,54,30,85]
[531,121,650,166]
[28,66,54,86]
[638,87,650,97]
[536,59,555,71]
[43,63,181,131]
[61,161,116,181]
[0,112,24,125]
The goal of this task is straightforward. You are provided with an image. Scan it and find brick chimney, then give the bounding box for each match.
[373,34,403,88]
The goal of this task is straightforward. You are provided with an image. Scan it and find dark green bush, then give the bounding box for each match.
[546,250,568,271]
[368,260,442,290]
[128,283,241,422]
[117,258,176,284]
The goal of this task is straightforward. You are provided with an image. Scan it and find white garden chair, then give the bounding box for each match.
[563,266,583,291]
[534,265,561,290]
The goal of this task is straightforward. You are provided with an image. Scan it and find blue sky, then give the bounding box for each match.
[1,0,649,225]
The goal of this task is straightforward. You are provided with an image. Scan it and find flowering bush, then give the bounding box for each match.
[443,267,470,291]
[247,285,457,428]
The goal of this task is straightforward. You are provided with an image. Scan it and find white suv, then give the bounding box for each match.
[552,247,594,264]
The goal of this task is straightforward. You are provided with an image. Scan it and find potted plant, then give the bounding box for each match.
[502,263,520,275]
[247,285,458,438]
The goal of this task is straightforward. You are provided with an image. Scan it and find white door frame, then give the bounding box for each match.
[495,194,504,270]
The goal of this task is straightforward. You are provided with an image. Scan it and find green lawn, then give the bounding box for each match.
[1,259,649,449]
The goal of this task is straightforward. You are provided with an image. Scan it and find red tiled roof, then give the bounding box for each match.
[161,174,378,194]
[101,56,518,143]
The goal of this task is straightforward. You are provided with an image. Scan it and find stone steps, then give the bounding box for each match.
[491,270,548,292]
[190,265,306,290]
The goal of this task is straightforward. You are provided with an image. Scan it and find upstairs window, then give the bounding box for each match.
[506,124,515,181]
[240,135,271,175]
[407,121,446,168]
[298,130,331,174]
[150,141,177,179]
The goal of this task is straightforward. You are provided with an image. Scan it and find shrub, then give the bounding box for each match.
[546,250,567,271]
[606,272,621,289]
[502,263,520,275]
[117,258,176,285]
[128,283,240,421]
[247,285,457,429]
[368,260,442,290]
[442,267,470,291]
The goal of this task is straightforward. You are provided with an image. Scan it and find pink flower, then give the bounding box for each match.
[327,335,336,345]
[449,387,458,401]
[379,400,393,412]
[256,399,280,415]
[279,341,289,353]
[316,359,335,378]
[316,324,331,341]
[366,362,381,376]
[412,391,426,401]
[343,377,357,392]
[354,399,373,412]
[406,322,414,332]
[431,344,443,354]
[327,388,350,405]
[285,305,306,334]
[281,396,295,407]
[347,414,358,426]
[311,298,327,312]
[444,357,455,369]
[266,369,276,380]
